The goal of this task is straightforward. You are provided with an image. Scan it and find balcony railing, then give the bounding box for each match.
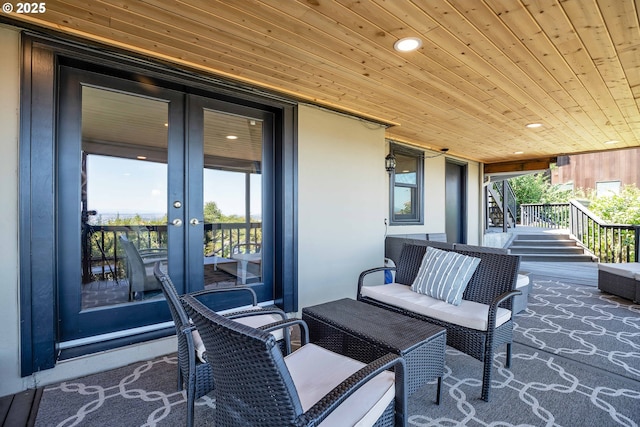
[83,222,262,283]
[520,203,570,228]
[521,201,638,263]
[569,200,638,263]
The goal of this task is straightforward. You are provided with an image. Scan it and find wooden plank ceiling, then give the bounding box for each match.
[5,0,640,165]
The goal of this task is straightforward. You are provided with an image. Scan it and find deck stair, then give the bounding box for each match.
[508,233,596,262]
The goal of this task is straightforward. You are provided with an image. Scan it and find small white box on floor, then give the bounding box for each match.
[513,272,531,313]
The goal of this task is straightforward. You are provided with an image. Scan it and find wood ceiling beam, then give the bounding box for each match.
[484,157,558,174]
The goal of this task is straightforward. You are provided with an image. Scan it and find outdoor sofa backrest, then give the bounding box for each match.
[393,242,520,309]
[385,236,454,265]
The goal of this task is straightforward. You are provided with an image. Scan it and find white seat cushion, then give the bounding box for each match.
[598,262,640,279]
[285,344,395,427]
[362,283,512,331]
[218,305,286,340]
[234,313,286,340]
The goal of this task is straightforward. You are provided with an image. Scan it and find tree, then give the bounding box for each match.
[509,172,575,205]
[509,173,548,205]
[203,201,222,223]
[588,185,640,225]
[509,172,640,225]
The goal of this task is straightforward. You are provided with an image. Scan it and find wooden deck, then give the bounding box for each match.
[521,261,598,286]
[0,388,42,427]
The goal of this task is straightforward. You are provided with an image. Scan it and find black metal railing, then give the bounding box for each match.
[204,222,262,258]
[520,201,638,263]
[495,180,517,226]
[83,222,262,283]
[486,180,517,229]
[569,200,638,263]
[520,203,570,228]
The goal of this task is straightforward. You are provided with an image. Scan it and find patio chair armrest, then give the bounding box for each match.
[188,286,259,306]
[301,353,407,427]
[486,289,522,329]
[490,289,522,309]
[357,266,396,298]
[258,318,309,348]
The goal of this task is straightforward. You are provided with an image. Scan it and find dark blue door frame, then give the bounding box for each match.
[19,33,297,376]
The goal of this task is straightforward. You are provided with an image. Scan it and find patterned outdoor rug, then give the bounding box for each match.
[35,279,640,426]
[514,280,639,382]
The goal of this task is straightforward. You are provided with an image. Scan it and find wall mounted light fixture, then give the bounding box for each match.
[385,153,396,174]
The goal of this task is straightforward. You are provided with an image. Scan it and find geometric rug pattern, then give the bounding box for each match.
[514,280,639,381]
[410,344,640,427]
[35,279,640,426]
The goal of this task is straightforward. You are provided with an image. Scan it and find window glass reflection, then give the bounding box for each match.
[80,86,168,309]
[202,110,263,289]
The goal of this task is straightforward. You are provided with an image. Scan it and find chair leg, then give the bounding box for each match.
[177,366,184,392]
[436,377,442,405]
[481,349,493,402]
[186,373,195,427]
[506,343,512,368]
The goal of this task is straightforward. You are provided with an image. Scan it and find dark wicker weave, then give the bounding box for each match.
[153,263,288,427]
[358,243,521,402]
[302,298,446,403]
[598,269,640,302]
[182,294,408,427]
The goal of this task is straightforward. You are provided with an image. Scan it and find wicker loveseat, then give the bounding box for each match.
[357,241,521,401]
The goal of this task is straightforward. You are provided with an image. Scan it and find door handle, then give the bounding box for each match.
[189,218,204,226]
[171,218,183,227]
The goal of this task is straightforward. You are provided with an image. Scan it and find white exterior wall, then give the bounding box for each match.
[467,161,482,245]
[0,25,23,396]
[297,104,387,309]
[387,144,482,244]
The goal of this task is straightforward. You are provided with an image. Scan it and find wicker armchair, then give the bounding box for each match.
[182,294,408,427]
[153,263,289,427]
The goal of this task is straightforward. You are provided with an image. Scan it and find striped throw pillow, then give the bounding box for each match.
[411,247,480,306]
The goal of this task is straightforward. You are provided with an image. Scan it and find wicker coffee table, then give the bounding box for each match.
[302,298,446,402]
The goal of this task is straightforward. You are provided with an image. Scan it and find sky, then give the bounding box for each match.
[87,155,262,219]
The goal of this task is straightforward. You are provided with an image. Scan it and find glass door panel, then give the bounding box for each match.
[186,95,274,304]
[202,110,263,289]
[58,66,184,342]
[81,86,168,308]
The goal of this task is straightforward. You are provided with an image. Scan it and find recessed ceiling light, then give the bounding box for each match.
[136,156,147,160]
[604,140,619,144]
[525,123,542,128]
[226,135,238,140]
[514,151,524,155]
[394,37,422,52]
[164,123,168,127]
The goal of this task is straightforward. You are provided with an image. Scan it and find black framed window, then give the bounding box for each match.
[389,143,424,225]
